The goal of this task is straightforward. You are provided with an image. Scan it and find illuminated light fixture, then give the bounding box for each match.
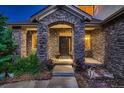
[85,37,90,40]
[85,27,95,31]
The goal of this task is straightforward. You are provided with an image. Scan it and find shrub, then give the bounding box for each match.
[74,60,86,72]
[46,59,54,71]
[38,59,54,72]
[12,53,41,76]
[1,53,54,77]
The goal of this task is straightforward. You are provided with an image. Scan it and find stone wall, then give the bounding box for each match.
[12,29,21,55]
[12,27,27,57]
[37,8,85,68]
[104,15,124,78]
[12,28,37,57]
[48,29,59,58]
[20,28,27,57]
[91,29,105,63]
[48,28,73,58]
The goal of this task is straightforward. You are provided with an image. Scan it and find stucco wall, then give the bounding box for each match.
[94,5,123,20]
[104,16,124,78]
[91,29,105,63]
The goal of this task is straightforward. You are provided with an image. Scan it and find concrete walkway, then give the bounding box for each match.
[0,65,78,88]
[0,80,50,88]
[47,65,78,88]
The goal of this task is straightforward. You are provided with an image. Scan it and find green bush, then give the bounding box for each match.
[0,62,4,73]
[46,59,54,71]
[10,53,41,76]
[0,52,53,77]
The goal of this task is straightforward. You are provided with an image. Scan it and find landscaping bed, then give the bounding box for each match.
[75,71,114,88]
[75,72,89,88]
[0,53,54,86]
[0,71,52,86]
[75,66,124,88]
[0,14,55,86]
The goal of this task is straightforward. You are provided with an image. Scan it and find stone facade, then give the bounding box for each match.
[12,28,37,57]
[104,15,124,78]
[10,6,124,78]
[12,29,21,55]
[20,28,27,57]
[91,29,105,63]
[48,28,73,58]
[12,27,27,57]
[48,29,59,58]
[37,9,85,67]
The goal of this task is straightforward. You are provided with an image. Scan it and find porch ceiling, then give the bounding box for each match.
[49,24,72,29]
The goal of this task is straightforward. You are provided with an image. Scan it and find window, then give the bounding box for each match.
[32,32,37,51]
[85,34,91,50]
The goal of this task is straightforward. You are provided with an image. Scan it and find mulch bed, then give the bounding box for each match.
[75,71,124,88]
[0,71,52,86]
[75,72,89,88]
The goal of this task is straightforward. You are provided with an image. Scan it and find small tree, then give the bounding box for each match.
[0,14,17,77]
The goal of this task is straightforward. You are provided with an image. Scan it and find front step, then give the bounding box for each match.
[53,61,73,65]
[54,63,73,65]
[53,72,74,77]
[53,58,73,65]
[52,65,75,77]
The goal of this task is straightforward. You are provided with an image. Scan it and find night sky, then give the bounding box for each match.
[0,5,48,22]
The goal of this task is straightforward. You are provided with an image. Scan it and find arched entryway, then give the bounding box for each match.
[48,22,74,64]
[36,6,91,70]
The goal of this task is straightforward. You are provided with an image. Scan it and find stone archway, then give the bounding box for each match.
[48,22,73,60]
[37,9,85,69]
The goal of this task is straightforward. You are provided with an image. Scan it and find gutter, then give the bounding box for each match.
[7,22,38,26]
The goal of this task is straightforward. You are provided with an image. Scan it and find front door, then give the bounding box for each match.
[59,36,70,56]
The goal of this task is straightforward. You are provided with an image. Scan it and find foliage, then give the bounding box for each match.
[0,52,53,76]
[74,60,86,72]
[5,53,55,76]
[46,59,54,71]
[0,14,17,75]
[11,53,41,76]
[0,13,8,32]
[0,14,52,77]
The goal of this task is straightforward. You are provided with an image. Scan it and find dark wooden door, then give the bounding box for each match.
[59,37,70,56]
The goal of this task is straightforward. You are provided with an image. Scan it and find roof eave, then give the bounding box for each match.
[102,7,124,25]
[30,5,57,22]
[30,5,92,22]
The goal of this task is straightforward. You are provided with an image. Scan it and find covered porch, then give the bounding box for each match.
[10,6,105,67]
[15,20,104,65]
